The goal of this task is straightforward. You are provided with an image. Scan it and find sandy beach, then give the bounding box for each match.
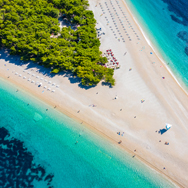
[1,0,188,187]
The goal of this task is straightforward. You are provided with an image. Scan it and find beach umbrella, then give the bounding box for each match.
[15,72,18,75]
[166,124,172,130]
[56,85,59,88]
[52,83,56,86]
[52,90,55,93]
[44,86,47,89]
[40,78,43,80]
[32,74,35,76]
[40,82,43,86]
[23,76,26,79]
[47,88,51,91]
[36,76,39,78]
[31,80,35,83]
[44,79,47,82]
[28,78,31,81]
[28,72,31,75]
[23,70,26,72]
[19,74,22,77]
[48,81,52,84]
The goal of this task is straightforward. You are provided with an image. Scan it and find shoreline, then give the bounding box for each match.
[0,74,180,188]
[1,0,188,187]
[121,0,188,97]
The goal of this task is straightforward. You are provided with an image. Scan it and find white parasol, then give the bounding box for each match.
[166,124,172,130]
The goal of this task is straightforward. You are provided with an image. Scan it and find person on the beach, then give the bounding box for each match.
[118,140,122,144]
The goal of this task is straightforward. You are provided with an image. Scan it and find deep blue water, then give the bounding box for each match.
[126,0,188,90]
[0,78,176,187]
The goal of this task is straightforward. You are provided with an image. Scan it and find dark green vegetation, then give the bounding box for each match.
[0,0,115,86]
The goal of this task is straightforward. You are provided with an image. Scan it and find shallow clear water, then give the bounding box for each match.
[125,0,188,90]
[0,78,176,187]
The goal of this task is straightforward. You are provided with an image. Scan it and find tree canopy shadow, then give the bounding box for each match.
[101,81,113,88]
[58,16,78,31]
[1,49,114,89]
[0,49,99,89]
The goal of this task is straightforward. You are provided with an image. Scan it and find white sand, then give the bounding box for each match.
[0,0,188,187]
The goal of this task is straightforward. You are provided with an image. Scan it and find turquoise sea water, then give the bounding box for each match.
[0,79,176,187]
[125,0,188,90]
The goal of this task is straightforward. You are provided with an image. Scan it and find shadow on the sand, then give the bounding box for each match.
[0,49,112,89]
[102,81,113,88]
[58,16,78,31]
[158,128,167,135]
[61,72,96,90]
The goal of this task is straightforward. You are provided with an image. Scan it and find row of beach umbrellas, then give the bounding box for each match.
[104,2,129,42]
[14,70,60,91]
[102,1,140,41]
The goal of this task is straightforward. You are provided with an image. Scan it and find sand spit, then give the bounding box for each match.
[0,0,188,187]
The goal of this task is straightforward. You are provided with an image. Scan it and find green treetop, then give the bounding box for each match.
[0,0,115,86]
